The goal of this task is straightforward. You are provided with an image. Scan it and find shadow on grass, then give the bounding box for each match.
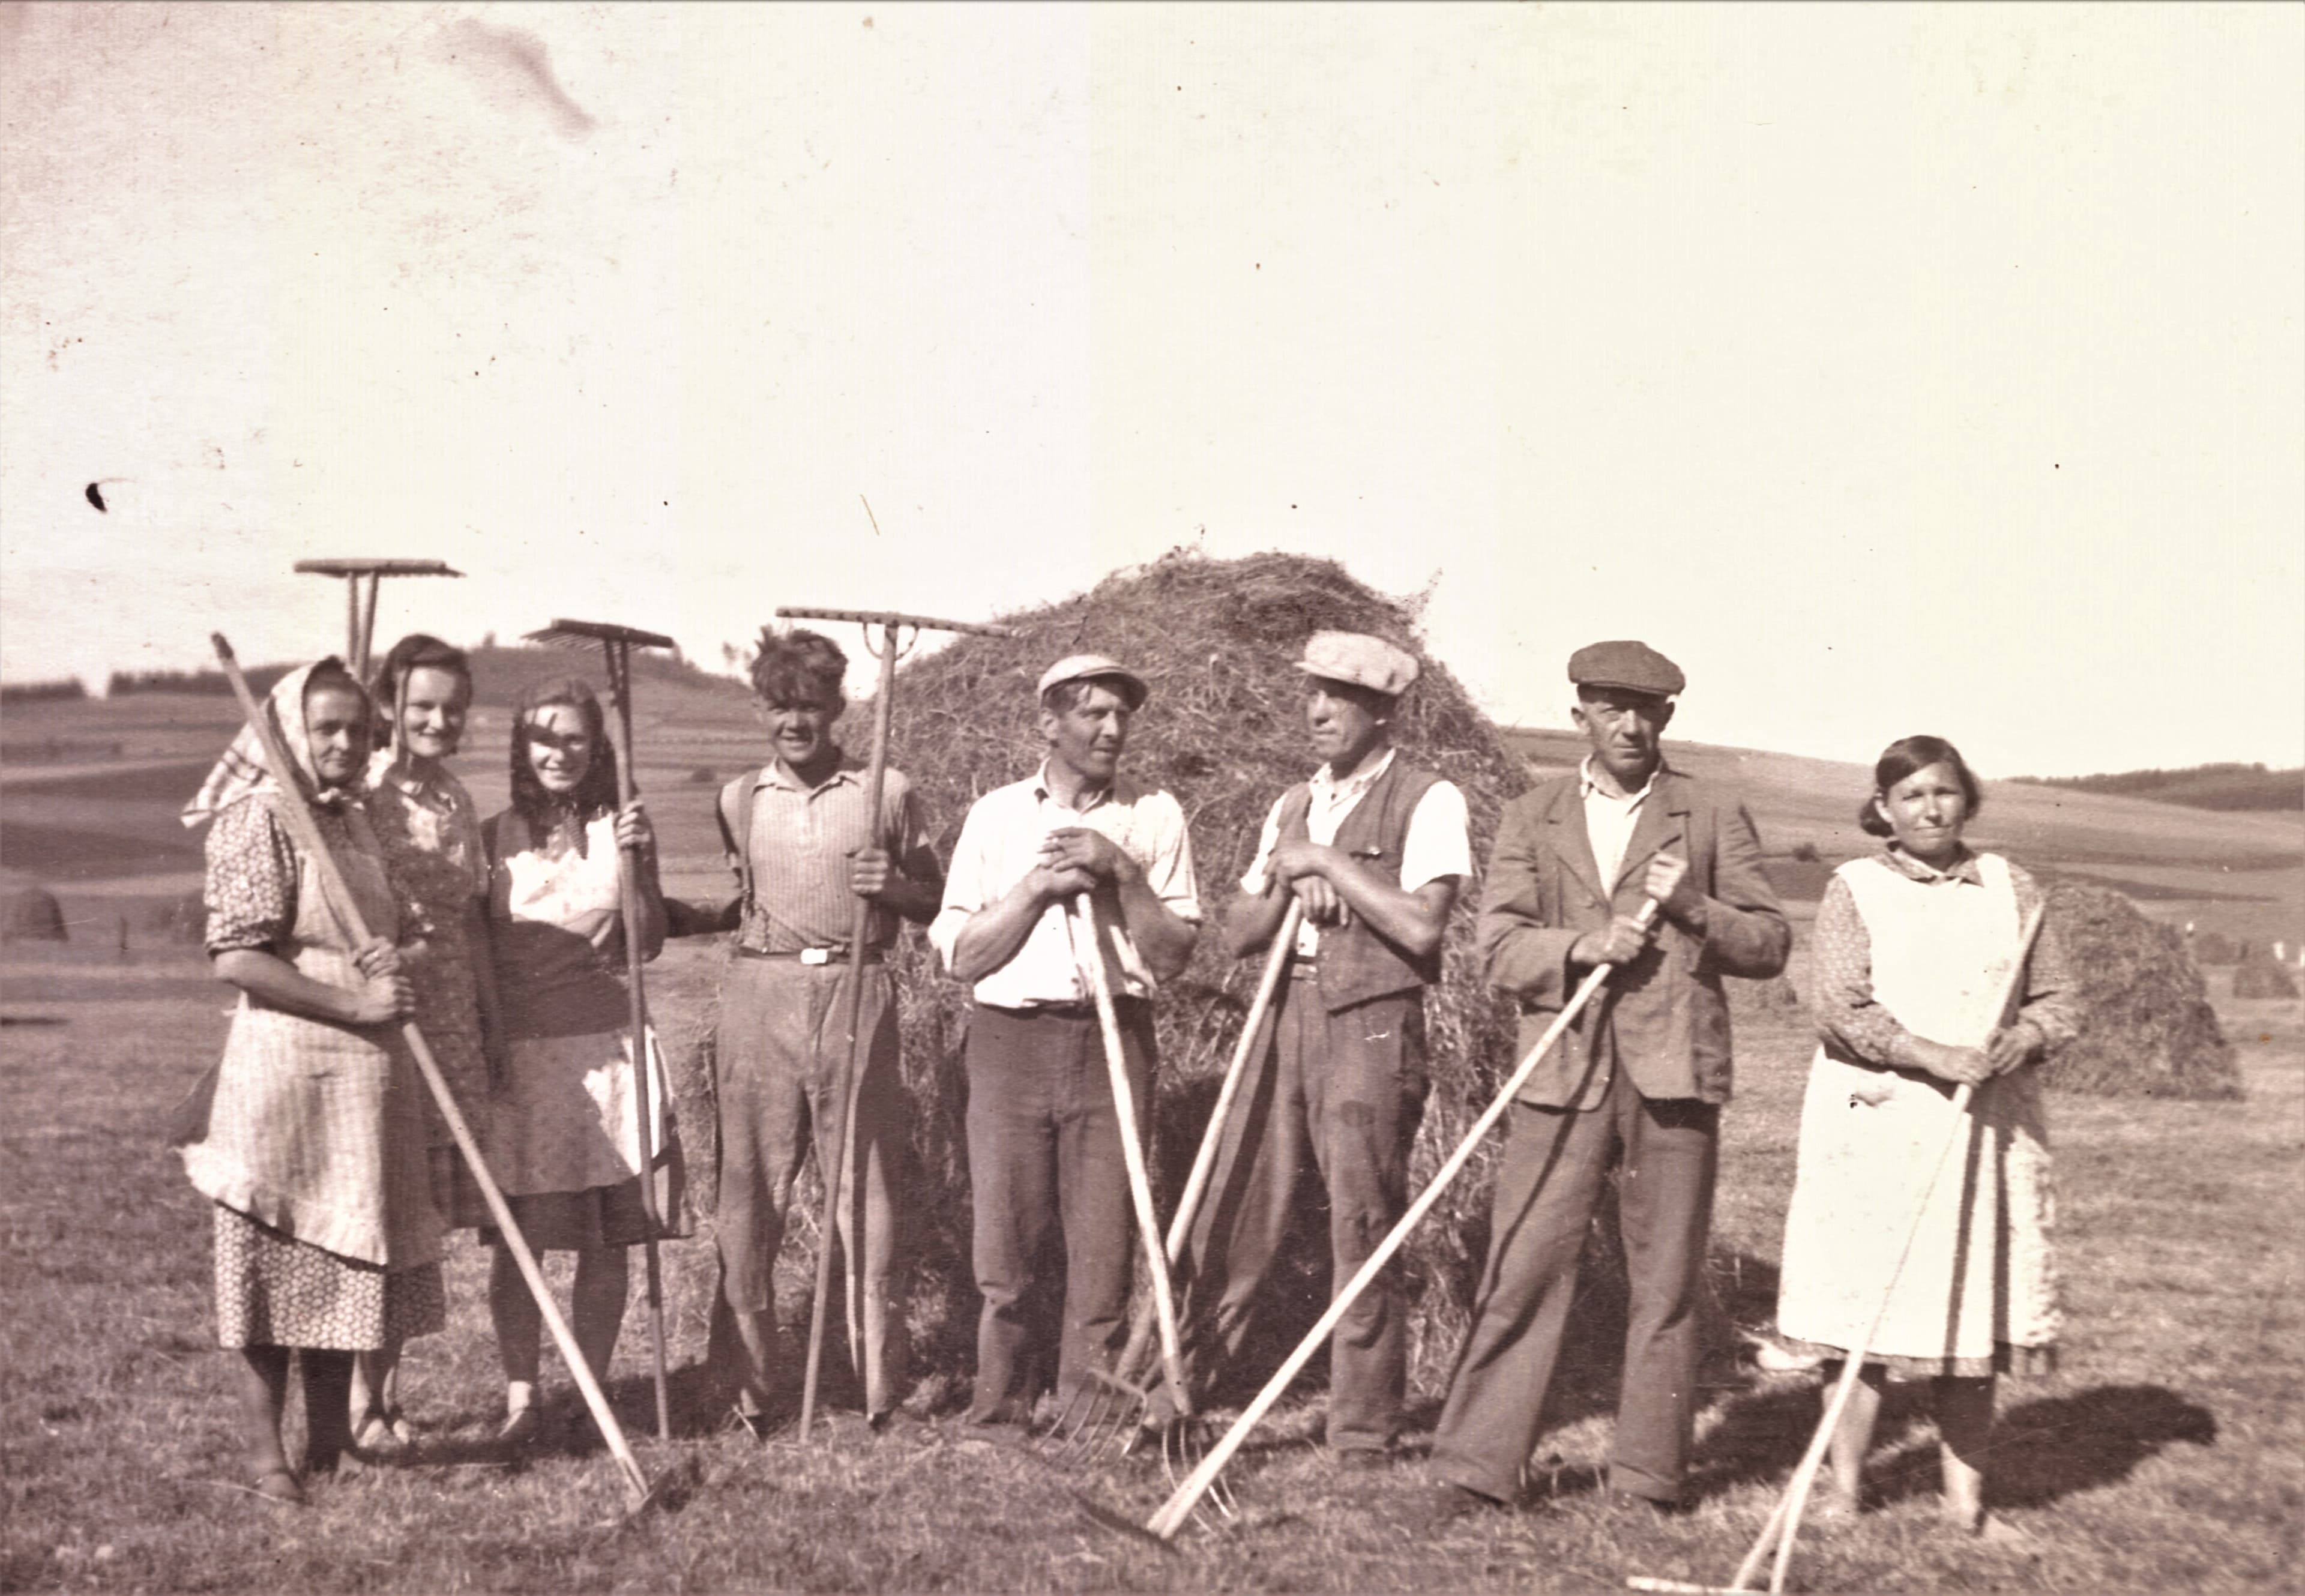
[1870,1382,2217,1511]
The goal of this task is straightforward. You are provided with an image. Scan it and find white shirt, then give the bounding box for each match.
[1240,749,1472,959]
[930,762,1202,1007]
[1578,755,1658,891]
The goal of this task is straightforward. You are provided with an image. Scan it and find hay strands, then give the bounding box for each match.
[1133,900,1662,1541]
[209,633,656,1514]
[1631,906,2046,1596]
[524,617,680,1445]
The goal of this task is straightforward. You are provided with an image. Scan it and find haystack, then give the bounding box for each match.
[2038,880,2241,1100]
[877,549,1523,1389]
[2232,953,2299,1001]
[2,878,67,943]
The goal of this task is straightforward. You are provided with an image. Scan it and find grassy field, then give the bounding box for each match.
[3,944,2297,1592]
[4,660,2301,1591]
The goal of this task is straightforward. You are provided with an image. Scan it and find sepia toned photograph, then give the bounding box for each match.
[3,4,2298,1591]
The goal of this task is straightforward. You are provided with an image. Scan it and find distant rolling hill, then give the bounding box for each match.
[3,666,2298,951]
[1498,726,2302,941]
[2011,764,2303,813]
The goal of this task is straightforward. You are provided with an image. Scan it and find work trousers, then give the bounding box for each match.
[963,998,1156,1423]
[1180,981,1427,1453]
[1431,1068,1719,1504]
[711,957,913,1416]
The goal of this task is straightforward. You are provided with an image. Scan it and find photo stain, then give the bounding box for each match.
[84,483,106,513]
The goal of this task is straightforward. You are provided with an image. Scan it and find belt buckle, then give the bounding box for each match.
[800,947,832,966]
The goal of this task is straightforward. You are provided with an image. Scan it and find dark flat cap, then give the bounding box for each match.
[1567,640,1684,697]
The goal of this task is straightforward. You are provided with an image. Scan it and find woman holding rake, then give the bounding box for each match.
[346,634,504,1451]
[480,678,679,1445]
[1774,735,2077,1542]
[181,661,446,1504]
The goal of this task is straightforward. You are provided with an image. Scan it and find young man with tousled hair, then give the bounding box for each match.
[1174,631,1471,1466]
[930,655,1201,1435]
[702,627,944,1434]
[1417,640,1789,1523]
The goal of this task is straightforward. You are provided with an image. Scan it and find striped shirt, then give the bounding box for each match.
[930,762,1202,1007]
[718,760,938,954]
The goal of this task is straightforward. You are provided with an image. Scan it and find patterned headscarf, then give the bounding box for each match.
[180,660,367,828]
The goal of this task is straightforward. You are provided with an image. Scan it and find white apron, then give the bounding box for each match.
[1777,852,2059,1367]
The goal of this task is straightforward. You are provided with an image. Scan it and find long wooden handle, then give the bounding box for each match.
[1112,899,1303,1382]
[1146,900,1662,1539]
[1070,896,1191,1414]
[604,641,673,1444]
[1741,905,2048,1595]
[211,636,650,1509]
[801,625,901,1439]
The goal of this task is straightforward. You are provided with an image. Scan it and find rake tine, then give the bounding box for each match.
[1161,1418,1238,1524]
[1041,1370,1139,1466]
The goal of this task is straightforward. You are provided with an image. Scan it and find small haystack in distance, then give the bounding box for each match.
[2,877,67,943]
[2231,952,2300,1001]
[880,549,1523,1387]
[2040,880,2241,1100]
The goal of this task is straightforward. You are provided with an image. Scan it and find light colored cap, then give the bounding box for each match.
[1295,631,1420,697]
[1036,654,1149,710]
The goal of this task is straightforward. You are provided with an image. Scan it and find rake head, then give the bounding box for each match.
[525,618,676,652]
[1040,1365,1158,1466]
[1042,1367,1236,1528]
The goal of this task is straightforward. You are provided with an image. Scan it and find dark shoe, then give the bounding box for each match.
[866,1409,924,1439]
[1609,1488,1689,1517]
[1336,1448,1396,1472]
[950,1414,1030,1451]
[1406,1480,1498,1531]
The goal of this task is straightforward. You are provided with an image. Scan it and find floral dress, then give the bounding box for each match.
[189,793,446,1350]
[366,752,493,1229]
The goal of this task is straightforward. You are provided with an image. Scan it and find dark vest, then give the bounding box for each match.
[1278,756,1446,1011]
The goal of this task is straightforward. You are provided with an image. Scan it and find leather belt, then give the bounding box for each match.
[738,945,885,965]
[984,998,1143,1020]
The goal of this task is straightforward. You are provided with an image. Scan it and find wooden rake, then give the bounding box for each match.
[212,634,654,1513]
[773,606,1013,1441]
[293,559,461,680]
[525,617,679,1443]
[1629,905,2046,1596]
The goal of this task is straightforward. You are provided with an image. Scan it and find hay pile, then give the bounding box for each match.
[2,876,67,943]
[2038,880,2241,1100]
[877,549,1523,1390]
[2232,952,2300,1001]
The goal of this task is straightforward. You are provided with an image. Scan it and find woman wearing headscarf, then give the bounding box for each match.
[345,634,504,1451]
[481,677,678,1444]
[179,661,445,1504]
[1775,735,2079,1541]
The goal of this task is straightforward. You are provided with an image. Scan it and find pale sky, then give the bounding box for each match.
[4,2,2300,778]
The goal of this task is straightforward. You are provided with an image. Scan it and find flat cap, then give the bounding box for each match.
[1036,653,1149,710]
[1295,631,1420,697]
[1567,639,1685,697]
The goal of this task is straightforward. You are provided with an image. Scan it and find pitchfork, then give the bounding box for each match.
[1040,902,1304,1511]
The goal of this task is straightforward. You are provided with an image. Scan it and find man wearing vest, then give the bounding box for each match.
[1416,640,1789,1523]
[707,628,944,1434]
[930,655,1201,1435]
[1175,631,1471,1466]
